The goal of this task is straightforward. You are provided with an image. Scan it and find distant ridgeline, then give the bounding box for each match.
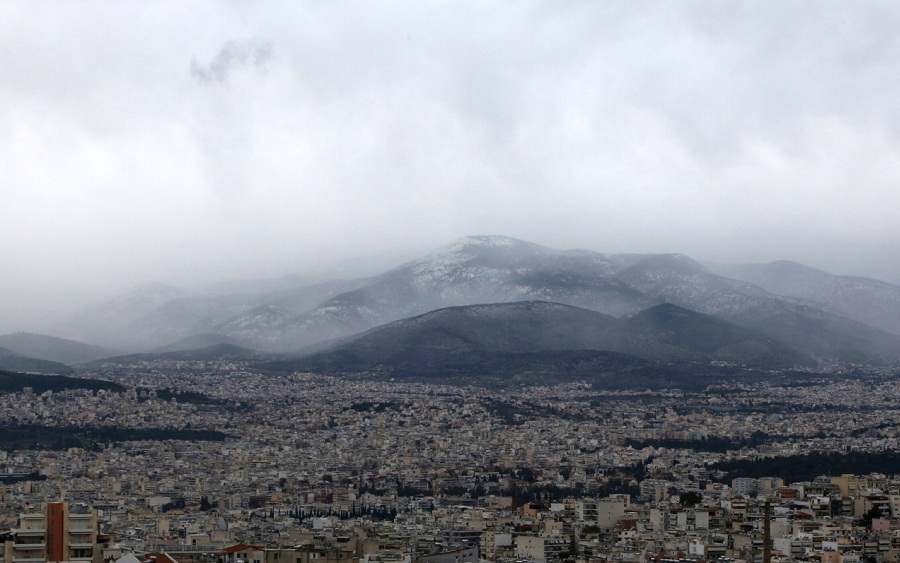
[0,369,124,394]
[710,450,900,484]
[55,236,900,367]
[0,425,230,452]
[0,354,73,374]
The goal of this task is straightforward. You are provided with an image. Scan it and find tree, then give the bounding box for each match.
[679,491,703,507]
[862,505,882,530]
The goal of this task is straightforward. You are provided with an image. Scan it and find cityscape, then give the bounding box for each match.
[4,356,900,563]
[4,4,900,563]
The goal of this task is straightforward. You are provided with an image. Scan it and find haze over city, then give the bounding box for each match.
[3,2,900,334]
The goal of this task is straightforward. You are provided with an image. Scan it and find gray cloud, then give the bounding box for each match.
[2,1,900,334]
[191,41,273,84]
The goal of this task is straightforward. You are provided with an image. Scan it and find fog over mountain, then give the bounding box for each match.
[4,235,891,371]
[3,3,900,334]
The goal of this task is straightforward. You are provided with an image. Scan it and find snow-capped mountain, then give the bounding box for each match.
[707,260,900,336]
[54,277,365,351]
[51,235,900,362]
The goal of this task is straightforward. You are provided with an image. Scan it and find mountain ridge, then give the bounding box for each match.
[0,332,119,365]
[706,260,900,336]
[42,235,900,364]
[267,300,813,379]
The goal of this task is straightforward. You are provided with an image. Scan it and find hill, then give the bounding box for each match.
[0,370,124,394]
[48,235,900,363]
[89,343,263,366]
[0,332,118,365]
[623,303,814,367]
[0,345,74,374]
[56,278,366,351]
[259,237,900,361]
[267,301,811,384]
[707,260,900,336]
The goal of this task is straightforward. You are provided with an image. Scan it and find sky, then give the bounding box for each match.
[3,1,900,333]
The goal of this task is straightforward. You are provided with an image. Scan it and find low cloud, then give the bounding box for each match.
[2,3,900,334]
[190,41,273,84]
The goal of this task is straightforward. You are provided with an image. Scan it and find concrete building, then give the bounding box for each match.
[515,536,569,563]
[418,547,478,563]
[1,502,100,563]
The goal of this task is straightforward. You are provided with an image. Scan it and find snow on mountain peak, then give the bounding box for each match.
[462,235,519,247]
[439,235,523,254]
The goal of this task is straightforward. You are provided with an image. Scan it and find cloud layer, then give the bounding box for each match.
[2,1,900,332]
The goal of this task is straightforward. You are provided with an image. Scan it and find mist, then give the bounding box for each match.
[3,2,900,335]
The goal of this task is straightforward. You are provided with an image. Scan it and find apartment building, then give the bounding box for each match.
[1,502,100,563]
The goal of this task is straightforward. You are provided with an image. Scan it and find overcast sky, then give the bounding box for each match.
[3,1,900,332]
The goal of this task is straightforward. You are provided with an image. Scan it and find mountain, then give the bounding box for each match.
[150,333,254,354]
[0,346,73,374]
[47,235,900,363]
[247,236,657,351]
[706,260,900,336]
[189,275,325,296]
[285,301,622,368]
[609,254,900,361]
[55,283,190,347]
[56,277,367,351]
[249,236,900,361]
[623,303,811,367]
[0,333,118,365]
[90,343,263,366]
[269,301,811,379]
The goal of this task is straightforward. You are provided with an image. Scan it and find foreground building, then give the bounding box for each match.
[1,502,100,563]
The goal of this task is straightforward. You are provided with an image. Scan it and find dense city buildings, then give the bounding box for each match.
[3,359,900,563]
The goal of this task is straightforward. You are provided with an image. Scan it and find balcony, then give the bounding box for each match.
[69,543,95,549]
[12,545,44,552]
[16,529,45,536]
[70,527,94,533]
[20,514,44,520]
[144,544,220,553]
[13,558,47,563]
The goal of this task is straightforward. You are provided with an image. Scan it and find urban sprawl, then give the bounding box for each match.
[4,359,900,563]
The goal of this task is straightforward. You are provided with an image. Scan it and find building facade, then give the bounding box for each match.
[1,502,100,563]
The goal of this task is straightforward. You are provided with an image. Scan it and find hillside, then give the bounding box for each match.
[267,301,811,383]
[262,237,900,361]
[47,235,900,364]
[707,260,900,336]
[0,370,124,394]
[0,351,73,374]
[0,332,118,365]
[623,303,812,367]
[89,343,264,366]
[56,278,367,351]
